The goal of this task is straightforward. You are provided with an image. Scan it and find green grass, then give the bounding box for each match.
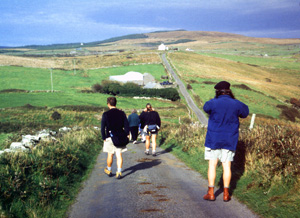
[0,64,167,91]
[0,64,170,109]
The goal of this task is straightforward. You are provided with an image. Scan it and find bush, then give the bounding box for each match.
[187,84,192,90]
[93,81,180,101]
[51,111,61,120]
[91,83,102,93]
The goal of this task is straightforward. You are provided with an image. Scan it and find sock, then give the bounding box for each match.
[117,168,122,173]
[208,185,214,188]
[107,167,111,171]
[152,150,156,153]
[146,149,149,151]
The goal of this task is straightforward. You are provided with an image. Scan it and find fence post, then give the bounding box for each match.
[249,114,256,130]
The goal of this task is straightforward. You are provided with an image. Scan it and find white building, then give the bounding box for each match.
[158,43,168,51]
[109,71,155,86]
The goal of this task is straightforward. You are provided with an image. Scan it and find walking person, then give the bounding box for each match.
[203,81,249,202]
[128,109,140,144]
[139,103,161,156]
[101,97,129,179]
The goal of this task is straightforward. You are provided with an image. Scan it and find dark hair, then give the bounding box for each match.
[216,89,235,99]
[107,97,117,106]
[146,103,153,111]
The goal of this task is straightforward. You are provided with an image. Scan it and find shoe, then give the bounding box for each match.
[223,188,231,202]
[116,172,122,179]
[152,152,156,156]
[133,140,137,144]
[104,168,112,177]
[203,187,215,201]
[145,151,150,155]
[142,140,146,143]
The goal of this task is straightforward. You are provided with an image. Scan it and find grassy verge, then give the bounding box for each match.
[159,121,300,218]
[0,128,102,218]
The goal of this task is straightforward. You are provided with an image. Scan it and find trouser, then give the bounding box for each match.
[130,126,139,141]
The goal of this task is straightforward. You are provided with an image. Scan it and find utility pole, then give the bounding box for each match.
[50,68,53,92]
[73,59,76,75]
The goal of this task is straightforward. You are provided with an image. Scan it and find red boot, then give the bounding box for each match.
[203,186,215,201]
[223,187,231,202]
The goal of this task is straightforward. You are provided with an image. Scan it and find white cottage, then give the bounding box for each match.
[158,43,168,51]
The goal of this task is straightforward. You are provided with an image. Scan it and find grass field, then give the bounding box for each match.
[167,51,300,119]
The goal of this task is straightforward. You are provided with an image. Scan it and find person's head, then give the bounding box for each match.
[107,97,117,107]
[214,81,235,99]
[132,109,137,114]
[146,103,153,111]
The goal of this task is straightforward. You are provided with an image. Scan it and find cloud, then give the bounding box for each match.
[236,28,300,38]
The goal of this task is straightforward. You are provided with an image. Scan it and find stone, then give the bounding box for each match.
[10,142,28,151]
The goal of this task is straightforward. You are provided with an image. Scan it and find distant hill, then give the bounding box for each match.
[6,30,300,51]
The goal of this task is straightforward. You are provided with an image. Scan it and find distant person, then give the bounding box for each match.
[139,103,161,156]
[203,81,249,202]
[101,97,129,179]
[128,109,140,144]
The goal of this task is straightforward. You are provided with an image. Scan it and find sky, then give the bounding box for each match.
[1,0,300,47]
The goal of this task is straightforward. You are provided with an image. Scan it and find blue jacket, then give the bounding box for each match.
[128,113,140,127]
[203,95,249,151]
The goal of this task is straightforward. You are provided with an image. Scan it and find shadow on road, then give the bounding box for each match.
[122,159,162,178]
[215,140,246,197]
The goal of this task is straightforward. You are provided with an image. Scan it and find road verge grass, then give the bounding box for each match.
[0,128,102,218]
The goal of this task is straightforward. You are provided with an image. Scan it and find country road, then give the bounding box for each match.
[161,53,208,125]
[67,143,258,218]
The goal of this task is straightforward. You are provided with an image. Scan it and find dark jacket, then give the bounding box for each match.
[203,95,249,151]
[128,113,140,127]
[101,108,129,140]
[139,111,161,129]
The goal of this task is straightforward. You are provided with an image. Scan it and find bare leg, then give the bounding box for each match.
[107,153,114,167]
[115,152,123,169]
[151,134,157,151]
[145,135,151,150]
[208,159,218,186]
[222,161,232,188]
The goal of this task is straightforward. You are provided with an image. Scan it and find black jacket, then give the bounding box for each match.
[101,108,129,140]
[139,111,161,129]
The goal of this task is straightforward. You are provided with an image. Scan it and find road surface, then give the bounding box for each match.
[68,143,257,218]
[161,53,208,125]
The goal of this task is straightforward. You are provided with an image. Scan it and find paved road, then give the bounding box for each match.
[161,53,208,125]
[68,143,257,218]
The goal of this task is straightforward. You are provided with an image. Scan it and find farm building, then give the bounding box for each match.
[158,43,168,51]
[109,71,155,86]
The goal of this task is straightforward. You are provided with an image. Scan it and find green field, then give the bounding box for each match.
[0,64,169,108]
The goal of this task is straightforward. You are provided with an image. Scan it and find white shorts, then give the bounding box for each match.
[204,147,235,162]
[103,137,127,154]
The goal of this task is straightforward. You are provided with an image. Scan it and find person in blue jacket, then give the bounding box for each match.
[128,109,140,144]
[203,81,249,202]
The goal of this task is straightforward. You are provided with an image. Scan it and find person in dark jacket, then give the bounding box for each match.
[101,97,129,179]
[203,81,249,202]
[139,103,161,156]
[128,109,140,144]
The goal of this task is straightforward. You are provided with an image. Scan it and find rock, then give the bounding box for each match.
[21,135,40,148]
[4,149,13,153]
[59,127,72,133]
[10,142,28,151]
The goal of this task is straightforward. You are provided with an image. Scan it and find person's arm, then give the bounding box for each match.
[123,113,130,136]
[156,112,161,128]
[101,113,107,140]
[203,101,212,114]
[239,102,249,118]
